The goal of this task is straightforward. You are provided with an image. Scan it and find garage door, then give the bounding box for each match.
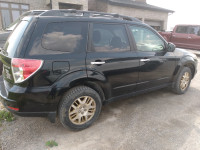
[145,20,163,31]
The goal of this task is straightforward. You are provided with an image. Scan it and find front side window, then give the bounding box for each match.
[129,26,165,52]
[42,22,87,52]
[176,26,188,34]
[92,24,130,52]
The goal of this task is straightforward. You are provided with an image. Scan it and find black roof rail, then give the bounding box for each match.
[40,9,141,22]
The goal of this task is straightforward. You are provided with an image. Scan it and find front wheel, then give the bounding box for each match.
[172,67,192,94]
[59,86,102,130]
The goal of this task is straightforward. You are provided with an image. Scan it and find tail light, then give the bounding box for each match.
[7,106,19,111]
[11,58,43,83]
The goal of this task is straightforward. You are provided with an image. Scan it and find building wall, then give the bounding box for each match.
[0,0,88,29]
[88,0,97,11]
[88,0,107,12]
[0,0,168,30]
[0,0,49,10]
[107,4,168,30]
[51,0,88,10]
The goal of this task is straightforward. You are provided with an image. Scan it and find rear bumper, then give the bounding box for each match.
[0,93,56,117]
[0,78,57,122]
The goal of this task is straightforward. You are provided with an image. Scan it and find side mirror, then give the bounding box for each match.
[167,42,176,52]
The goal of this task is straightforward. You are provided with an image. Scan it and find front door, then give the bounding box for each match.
[86,23,139,97]
[128,25,176,90]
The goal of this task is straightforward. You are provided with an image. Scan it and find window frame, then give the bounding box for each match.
[87,22,133,53]
[127,24,167,52]
[0,1,29,28]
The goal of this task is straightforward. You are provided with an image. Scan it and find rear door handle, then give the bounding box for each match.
[140,59,150,62]
[91,61,105,65]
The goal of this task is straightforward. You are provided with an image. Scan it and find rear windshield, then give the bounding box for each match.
[3,20,29,57]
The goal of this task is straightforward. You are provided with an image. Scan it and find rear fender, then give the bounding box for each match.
[52,70,111,103]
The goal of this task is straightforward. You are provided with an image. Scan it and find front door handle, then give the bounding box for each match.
[140,59,150,62]
[91,61,105,65]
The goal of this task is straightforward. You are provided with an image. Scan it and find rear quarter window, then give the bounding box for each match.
[41,22,87,53]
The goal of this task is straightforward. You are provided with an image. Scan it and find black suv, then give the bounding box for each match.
[0,10,198,130]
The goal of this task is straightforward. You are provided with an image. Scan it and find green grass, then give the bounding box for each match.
[45,140,58,148]
[0,110,15,123]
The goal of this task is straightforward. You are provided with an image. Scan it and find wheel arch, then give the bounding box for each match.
[173,56,196,81]
[54,71,111,112]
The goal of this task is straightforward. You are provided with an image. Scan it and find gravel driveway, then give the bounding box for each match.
[0,58,200,150]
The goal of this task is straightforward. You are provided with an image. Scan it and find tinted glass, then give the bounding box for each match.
[176,26,188,34]
[3,20,29,57]
[42,22,87,52]
[92,24,130,52]
[129,26,165,52]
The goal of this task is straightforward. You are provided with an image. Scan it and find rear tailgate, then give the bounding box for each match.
[0,19,30,83]
[0,54,13,83]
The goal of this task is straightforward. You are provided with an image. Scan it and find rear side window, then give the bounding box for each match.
[42,22,87,52]
[175,26,188,34]
[91,23,130,52]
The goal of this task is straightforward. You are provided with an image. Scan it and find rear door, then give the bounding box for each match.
[128,25,176,90]
[86,23,139,97]
[171,26,189,48]
[24,20,88,86]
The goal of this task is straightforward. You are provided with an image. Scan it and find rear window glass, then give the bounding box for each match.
[42,22,87,52]
[3,20,29,57]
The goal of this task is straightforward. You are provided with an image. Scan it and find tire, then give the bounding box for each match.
[172,67,192,94]
[59,86,102,130]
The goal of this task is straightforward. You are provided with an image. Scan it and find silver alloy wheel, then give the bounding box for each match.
[69,96,96,125]
[180,72,190,91]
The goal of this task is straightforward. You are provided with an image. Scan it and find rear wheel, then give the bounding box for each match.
[59,86,102,130]
[172,67,192,94]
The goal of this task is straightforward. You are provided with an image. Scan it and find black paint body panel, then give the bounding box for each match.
[0,15,198,118]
